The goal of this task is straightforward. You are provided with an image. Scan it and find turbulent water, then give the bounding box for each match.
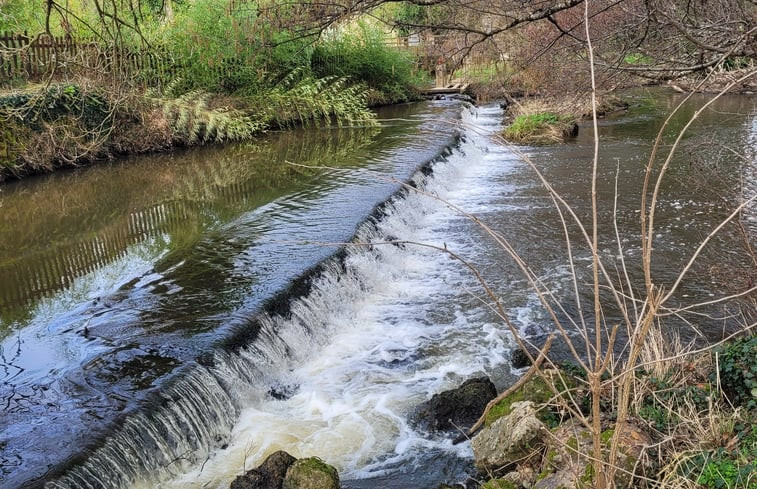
[1,89,755,489]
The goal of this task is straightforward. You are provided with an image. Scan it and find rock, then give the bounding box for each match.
[480,479,518,489]
[564,122,579,138]
[282,457,340,489]
[535,419,652,489]
[230,450,296,489]
[500,465,537,488]
[471,401,545,471]
[510,347,532,369]
[414,377,497,432]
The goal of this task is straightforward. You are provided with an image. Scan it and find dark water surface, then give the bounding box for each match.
[0,89,754,489]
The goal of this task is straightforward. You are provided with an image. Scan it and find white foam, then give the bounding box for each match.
[139,104,551,489]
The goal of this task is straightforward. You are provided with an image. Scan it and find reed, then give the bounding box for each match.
[386,7,756,487]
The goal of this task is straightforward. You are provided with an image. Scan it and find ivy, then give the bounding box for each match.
[713,336,757,410]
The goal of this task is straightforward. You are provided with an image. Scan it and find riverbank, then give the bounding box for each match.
[458,333,757,489]
[0,79,420,183]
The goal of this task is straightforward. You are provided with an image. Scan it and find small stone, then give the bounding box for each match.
[510,348,532,369]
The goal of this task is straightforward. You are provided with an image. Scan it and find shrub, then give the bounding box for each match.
[163,0,313,94]
[311,22,420,104]
[713,336,757,410]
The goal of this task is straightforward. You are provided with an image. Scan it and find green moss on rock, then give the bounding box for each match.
[480,478,518,489]
[282,457,340,489]
[485,371,578,428]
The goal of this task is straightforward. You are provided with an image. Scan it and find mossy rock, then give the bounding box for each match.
[485,370,577,428]
[480,478,518,489]
[282,457,340,489]
[535,420,652,489]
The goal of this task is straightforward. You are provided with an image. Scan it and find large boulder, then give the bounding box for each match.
[535,419,652,489]
[230,450,297,489]
[471,401,546,471]
[414,377,497,432]
[282,457,340,489]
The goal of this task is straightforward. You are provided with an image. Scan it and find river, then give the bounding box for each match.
[0,89,755,489]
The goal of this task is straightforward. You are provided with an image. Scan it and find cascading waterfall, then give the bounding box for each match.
[47,367,239,489]
[29,93,756,489]
[46,105,518,489]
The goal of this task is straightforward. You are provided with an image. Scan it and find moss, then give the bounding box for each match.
[485,376,554,426]
[297,457,338,478]
[480,479,518,489]
[282,457,339,489]
[601,429,615,445]
[566,436,579,451]
[485,370,581,428]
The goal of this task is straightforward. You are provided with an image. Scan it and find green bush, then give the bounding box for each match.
[713,336,757,410]
[163,0,314,95]
[0,84,111,130]
[311,22,419,104]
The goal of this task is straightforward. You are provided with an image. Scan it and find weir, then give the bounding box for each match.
[2,91,754,489]
[44,133,468,489]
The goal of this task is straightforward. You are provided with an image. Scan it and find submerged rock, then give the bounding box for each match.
[282,457,340,489]
[471,400,545,472]
[510,347,532,369]
[230,450,297,489]
[414,377,497,432]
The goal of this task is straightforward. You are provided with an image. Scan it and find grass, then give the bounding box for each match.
[503,111,577,144]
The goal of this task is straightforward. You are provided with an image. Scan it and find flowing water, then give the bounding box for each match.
[0,89,755,489]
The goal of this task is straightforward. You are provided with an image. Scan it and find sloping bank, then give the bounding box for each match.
[0,78,417,182]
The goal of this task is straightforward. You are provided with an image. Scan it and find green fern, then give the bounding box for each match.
[256,70,376,128]
[160,91,265,144]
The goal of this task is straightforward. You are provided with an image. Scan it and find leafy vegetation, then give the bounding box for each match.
[503,111,578,144]
[311,22,420,104]
[713,336,757,410]
[0,0,427,180]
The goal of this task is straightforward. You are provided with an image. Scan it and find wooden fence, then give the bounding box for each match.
[0,31,171,85]
[0,31,76,80]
